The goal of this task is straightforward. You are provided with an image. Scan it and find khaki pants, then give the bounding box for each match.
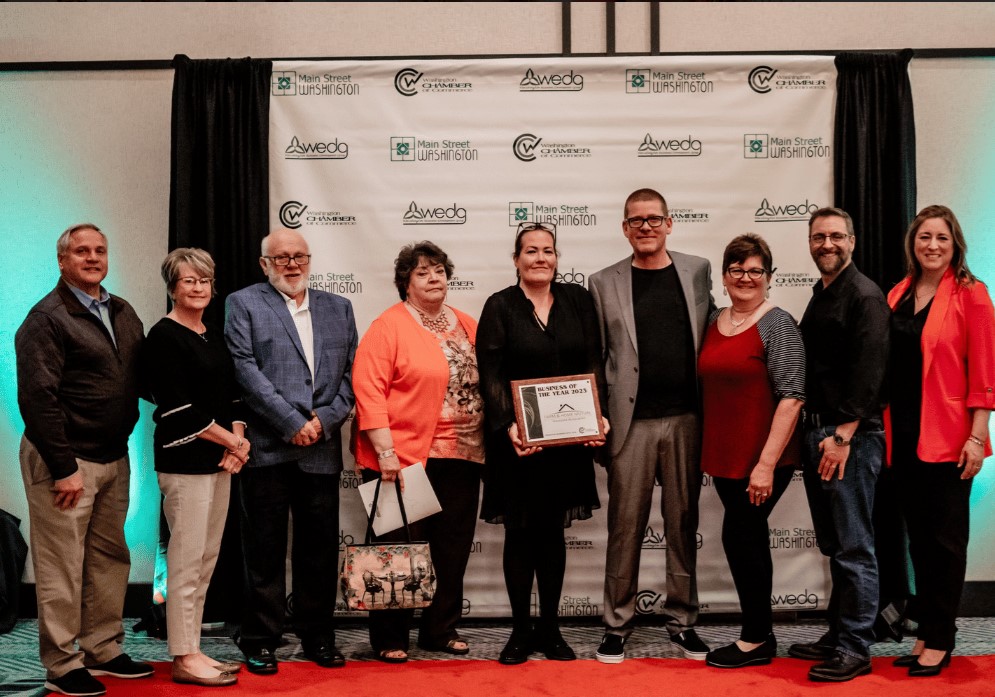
[157,471,231,657]
[20,437,130,679]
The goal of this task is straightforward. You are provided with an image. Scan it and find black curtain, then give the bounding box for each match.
[168,55,271,625]
[834,50,917,640]
[833,50,917,291]
[169,54,272,328]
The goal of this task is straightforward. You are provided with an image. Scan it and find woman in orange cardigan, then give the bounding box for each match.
[885,205,994,677]
[352,241,485,663]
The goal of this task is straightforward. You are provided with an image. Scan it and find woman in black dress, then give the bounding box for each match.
[477,222,608,664]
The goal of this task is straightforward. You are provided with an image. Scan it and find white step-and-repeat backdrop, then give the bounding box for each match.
[269,56,836,618]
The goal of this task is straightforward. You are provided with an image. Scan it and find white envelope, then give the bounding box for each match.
[358,463,443,536]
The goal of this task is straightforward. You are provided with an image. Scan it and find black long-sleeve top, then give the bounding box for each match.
[142,318,244,474]
[799,263,890,427]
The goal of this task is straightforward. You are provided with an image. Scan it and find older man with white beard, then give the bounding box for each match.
[224,228,357,675]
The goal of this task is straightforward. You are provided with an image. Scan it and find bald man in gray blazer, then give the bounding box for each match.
[589,189,714,664]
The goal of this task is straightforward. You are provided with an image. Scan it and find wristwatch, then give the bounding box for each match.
[832,433,852,447]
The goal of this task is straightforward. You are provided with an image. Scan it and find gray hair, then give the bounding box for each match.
[56,223,105,257]
[161,247,216,296]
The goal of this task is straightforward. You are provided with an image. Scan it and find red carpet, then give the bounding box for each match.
[112,657,995,697]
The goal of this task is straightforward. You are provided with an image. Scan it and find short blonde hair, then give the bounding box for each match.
[161,247,216,296]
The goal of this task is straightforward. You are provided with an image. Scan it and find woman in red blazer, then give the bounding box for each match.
[885,205,995,677]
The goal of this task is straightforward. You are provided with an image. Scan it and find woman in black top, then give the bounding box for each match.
[477,222,608,665]
[143,248,250,687]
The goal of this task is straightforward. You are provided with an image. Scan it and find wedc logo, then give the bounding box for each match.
[754,197,820,222]
[520,68,584,92]
[749,65,778,94]
[285,136,348,160]
[513,134,542,162]
[402,200,467,225]
[637,133,702,157]
[394,68,423,96]
[279,201,308,229]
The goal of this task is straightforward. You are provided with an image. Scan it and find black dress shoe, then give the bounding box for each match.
[788,639,836,661]
[244,648,278,675]
[498,629,534,665]
[303,643,346,668]
[892,654,919,667]
[535,628,576,661]
[908,651,951,677]
[808,653,871,682]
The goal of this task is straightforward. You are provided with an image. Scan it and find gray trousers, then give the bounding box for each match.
[602,414,701,637]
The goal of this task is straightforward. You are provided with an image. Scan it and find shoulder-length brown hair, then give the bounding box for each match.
[904,205,976,286]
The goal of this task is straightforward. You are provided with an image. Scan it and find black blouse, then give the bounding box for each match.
[143,318,243,474]
[888,293,931,464]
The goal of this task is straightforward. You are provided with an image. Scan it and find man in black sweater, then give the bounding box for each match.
[16,223,151,697]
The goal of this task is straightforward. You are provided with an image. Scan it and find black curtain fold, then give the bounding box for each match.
[833,50,917,291]
[169,54,272,328]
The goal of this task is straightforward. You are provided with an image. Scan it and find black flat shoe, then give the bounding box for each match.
[535,629,576,661]
[892,654,919,667]
[498,629,534,665]
[244,648,278,675]
[706,635,776,668]
[908,651,951,677]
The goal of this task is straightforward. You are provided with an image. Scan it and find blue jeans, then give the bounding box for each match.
[801,426,883,659]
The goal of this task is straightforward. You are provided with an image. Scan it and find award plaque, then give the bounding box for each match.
[510,373,604,447]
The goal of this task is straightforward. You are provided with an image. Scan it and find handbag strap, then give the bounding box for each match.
[363,476,415,545]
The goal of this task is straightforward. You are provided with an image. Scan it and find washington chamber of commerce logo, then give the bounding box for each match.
[394,67,472,96]
[635,590,663,615]
[637,133,702,158]
[447,276,475,293]
[754,197,821,223]
[749,65,828,94]
[626,68,714,94]
[513,133,591,162]
[279,200,356,228]
[564,535,595,551]
[669,207,710,224]
[284,135,349,160]
[520,68,584,92]
[309,271,364,295]
[745,134,831,159]
[402,200,467,225]
[559,595,599,618]
[774,271,820,289]
[508,201,597,228]
[272,70,359,97]
[391,137,479,162]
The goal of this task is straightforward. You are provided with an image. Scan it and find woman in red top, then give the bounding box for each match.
[352,241,485,663]
[885,206,995,676]
[698,234,805,669]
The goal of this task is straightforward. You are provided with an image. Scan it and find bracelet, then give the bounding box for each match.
[968,435,985,447]
[228,436,243,454]
[377,448,396,460]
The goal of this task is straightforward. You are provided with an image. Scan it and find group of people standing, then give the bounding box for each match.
[14,188,992,695]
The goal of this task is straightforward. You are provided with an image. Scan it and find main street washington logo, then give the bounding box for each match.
[394,67,472,96]
[284,136,349,160]
[508,201,597,228]
[755,198,821,223]
[402,200,467,225]
[637,133,702,157]
[272,70,359,97]
[391,137,479,162]
[745,134,830,159]
[749,65,828,93]
[310,271,364,295]
[520,68,584,92]
[626,68,714,94]
[279,200,356,228]
[513,133,591,162]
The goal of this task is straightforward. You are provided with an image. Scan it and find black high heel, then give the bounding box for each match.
[908,651,951,677]
[892,654,919,667]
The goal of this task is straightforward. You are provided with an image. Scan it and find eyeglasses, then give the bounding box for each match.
[726,267,773,280]
[808,233,852,245]
[263,254,312,266]
[177,277,214,287]
[624,216,668,229]
[516,221,557,238]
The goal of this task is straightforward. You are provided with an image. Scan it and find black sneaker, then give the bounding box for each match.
[595,634,625,664]
[85,653,154,679]
[45,668,106,696]
[671,629,709,660]
[706,635,776,668]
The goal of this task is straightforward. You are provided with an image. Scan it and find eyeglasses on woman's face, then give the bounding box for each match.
[725,267,770,280]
